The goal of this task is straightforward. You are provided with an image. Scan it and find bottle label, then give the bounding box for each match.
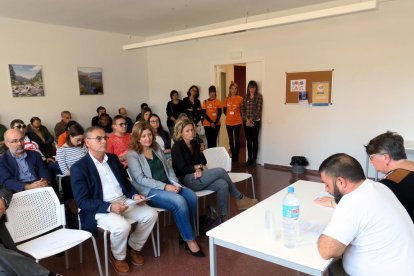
[283,205,299,219]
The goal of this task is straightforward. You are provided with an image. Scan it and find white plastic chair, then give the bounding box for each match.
[203,147,256,198]
[5,187,103,276]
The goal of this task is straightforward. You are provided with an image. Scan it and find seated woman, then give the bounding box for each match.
[171,118,258,221]
[148,114,171,155]
[365,131,414,222]
[56,123,88,227]
[127,122,204,257]
[97,113,113,134]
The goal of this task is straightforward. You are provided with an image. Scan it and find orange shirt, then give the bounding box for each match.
[57,132,67,147]
[223,95,243,126]
[202,98,222,127]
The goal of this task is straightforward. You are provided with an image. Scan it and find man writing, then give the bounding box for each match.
[0,129,50,192]
[317,153,414,275]
[70,126,157,274]
[107,115,131,168]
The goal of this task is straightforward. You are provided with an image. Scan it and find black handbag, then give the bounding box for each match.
[199,205,222,235]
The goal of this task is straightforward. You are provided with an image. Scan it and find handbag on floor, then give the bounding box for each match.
[199,205,222,235]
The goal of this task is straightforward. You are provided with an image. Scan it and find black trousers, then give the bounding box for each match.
[204,125,221,148]
[226,124,241,161]
[243,121,261,162]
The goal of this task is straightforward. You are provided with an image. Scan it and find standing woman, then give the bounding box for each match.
[171,119,257,221]
[166,90,186,135]
[241,80,263,167]
[223,82,243,162]
[182,85,202,125]
[127,122,204,257]
[202,85,222,148]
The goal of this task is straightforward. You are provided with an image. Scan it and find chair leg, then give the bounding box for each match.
[251,177,256,199]
[91,236,103,276]
[103,230,109,276]
[64,250,69,269]
[151,231,157,257]
[156,216,160,257]
[196,199,200,236]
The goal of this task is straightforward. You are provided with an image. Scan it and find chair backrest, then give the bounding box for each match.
[203,147,232,172]
[5,187,65,243]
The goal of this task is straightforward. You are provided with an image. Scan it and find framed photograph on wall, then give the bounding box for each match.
[77,67,103,95]
[9,64,45,97]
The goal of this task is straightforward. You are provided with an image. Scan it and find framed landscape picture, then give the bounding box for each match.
[77,67,103,95]
[9,64,45,97]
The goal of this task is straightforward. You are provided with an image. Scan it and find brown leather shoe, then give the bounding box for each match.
[127,248,145,266]
[109,252,130,274]
[236,195,259,210]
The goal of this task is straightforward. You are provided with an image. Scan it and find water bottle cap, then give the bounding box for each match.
[288,186,294,193]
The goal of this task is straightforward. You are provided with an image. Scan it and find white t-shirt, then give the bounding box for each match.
[323,179,414,276]
[155,135,165,151]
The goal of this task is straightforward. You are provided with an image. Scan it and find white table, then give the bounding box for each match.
[207,180,334,276]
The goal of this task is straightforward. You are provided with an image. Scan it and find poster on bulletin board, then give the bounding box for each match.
[285,70,333,105]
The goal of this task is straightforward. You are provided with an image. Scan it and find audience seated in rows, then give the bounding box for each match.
[91,106,109,127]
[54,110,72,140]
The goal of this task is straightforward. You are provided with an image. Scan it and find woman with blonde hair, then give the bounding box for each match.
[171,118,258,221]
[223,81,243,162]
[127,122,203,257]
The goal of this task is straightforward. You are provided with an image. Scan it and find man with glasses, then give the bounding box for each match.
[107,115,131,168]
[0,129,50,192]
[54,110,72,140]
[317,153,414,275]
[70,126,157,274]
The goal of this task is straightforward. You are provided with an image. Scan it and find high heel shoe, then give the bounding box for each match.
[185,243,205,257]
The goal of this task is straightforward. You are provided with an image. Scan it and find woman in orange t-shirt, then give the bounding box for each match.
[223,82,243,162]
[202,85,222,148]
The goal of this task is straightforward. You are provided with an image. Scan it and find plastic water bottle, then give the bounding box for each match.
[282,186,300,248]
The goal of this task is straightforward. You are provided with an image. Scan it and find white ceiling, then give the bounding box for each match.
[0,0,339,37]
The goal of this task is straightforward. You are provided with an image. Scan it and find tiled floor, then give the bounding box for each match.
[42,163,321,275]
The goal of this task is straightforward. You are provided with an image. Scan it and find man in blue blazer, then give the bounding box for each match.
[0,129,50,193]
[71,126,157,274]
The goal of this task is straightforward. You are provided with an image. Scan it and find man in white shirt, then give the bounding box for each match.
[317,153,414,276]
[70,126,157,274]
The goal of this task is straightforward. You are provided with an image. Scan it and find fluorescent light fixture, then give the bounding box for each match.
[123,0,377,50]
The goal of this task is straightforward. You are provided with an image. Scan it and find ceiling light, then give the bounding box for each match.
[123,0,377,50]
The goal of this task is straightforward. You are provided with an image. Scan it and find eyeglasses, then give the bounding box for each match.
[14,124,26,129]
[86,136,108,142]
[117,123,127,127]
[369,153,386,160]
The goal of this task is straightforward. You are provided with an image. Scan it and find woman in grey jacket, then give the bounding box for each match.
[127,122,204,257]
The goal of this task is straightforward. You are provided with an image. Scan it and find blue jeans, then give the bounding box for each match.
[147,187,197,241]
[183,167,242,216]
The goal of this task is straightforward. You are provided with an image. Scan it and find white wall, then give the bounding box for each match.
[0,17,149,131]
[146,0,414,176]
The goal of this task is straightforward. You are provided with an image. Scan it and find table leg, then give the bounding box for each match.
[209,237,217,276]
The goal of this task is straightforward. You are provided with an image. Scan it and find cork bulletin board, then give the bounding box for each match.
[285,70,333,105]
